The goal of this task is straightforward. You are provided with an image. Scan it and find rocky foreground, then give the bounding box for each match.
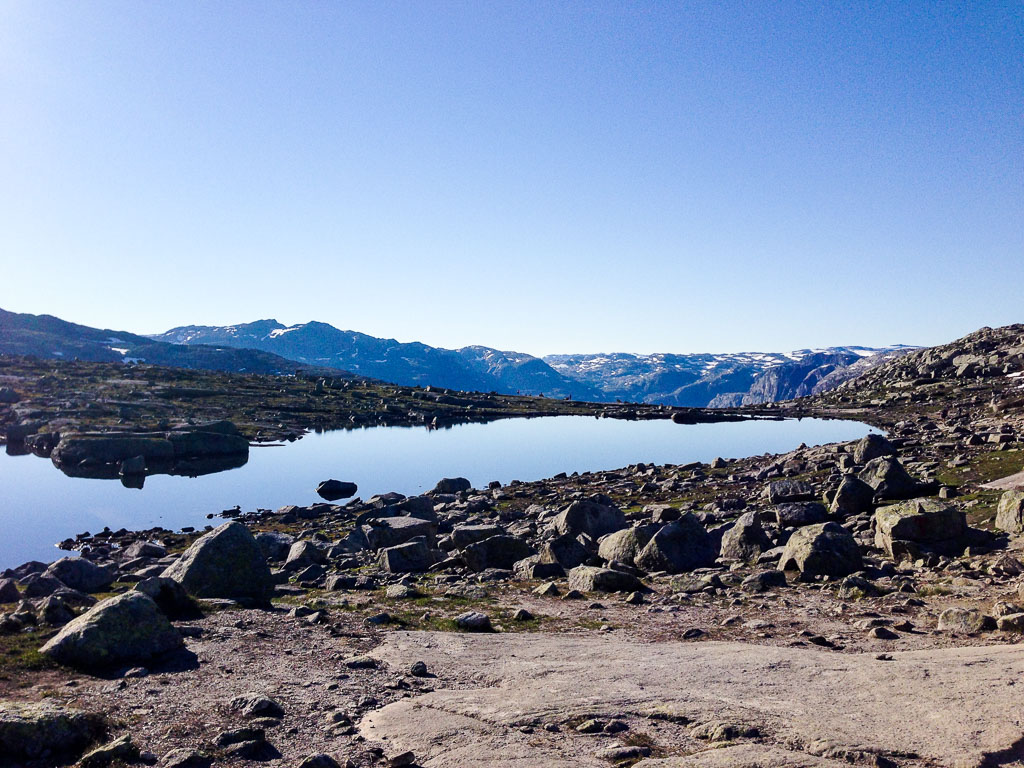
[1,324,1023,767]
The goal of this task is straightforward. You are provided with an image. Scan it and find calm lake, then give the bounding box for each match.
[0,416,880,569]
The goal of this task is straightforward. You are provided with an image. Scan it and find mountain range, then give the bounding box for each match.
[0,308,915,406]
[152,319,914,406]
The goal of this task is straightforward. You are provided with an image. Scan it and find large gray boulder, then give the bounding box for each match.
[859,457,921,500]
[461,535,536,572]
[363,517,438,550]
[598,526,656,566]
[255,531,295,561]
[282,540,327,572]
[552,498,626,540]
[540,533,593,569]
[830,476,875,517]
[40,592,183,669]
[433,477,471,494]
[44,557,115,594]
[995,490,1024,535]
[0,701,105,761]
[450,524,504,550]
[634,514,717,574]
[874,498,968,559]
[379,541,434,573]
[765,480,815,504]
[778,522,862,580]
[567,566,646,593]
[774,502,828,528]
[853,433,895,464]
[161,522,273,603]
[719,511,771,562]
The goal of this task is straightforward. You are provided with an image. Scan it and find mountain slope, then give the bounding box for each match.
[0,308,326,376]
[547,347,915,407]
[153,321,599,399]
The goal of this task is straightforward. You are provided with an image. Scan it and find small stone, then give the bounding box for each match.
[409,661,429,677]
[454,611,492,632]
[297,754,341,768]
[387,751,416,767]
[512,608,534,621]
[869,626,899,640]
[575,718,605,734]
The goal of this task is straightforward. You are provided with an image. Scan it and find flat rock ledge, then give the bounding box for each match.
[361,631,1024,768]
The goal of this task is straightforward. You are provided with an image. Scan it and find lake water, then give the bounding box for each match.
[0,416,879,569]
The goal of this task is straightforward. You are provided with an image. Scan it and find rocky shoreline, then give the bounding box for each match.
[0,325,1023,767]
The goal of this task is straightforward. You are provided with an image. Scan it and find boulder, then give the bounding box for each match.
[774,502,828,528]
[778,522,862,580]
[461,535,536,572]
[512,556,564,580]
[316,479,358,501]
[77,734,140,768]
[133,577,198,620]
[598,526,656,566]
[433,477,471,494]
[634,514,717,574]
[450,524,504,550]
[859,457,921,500]
[995,490,1024,535]
[874,498,968,559]
[539,533,593,569]
[122,540,166,559]
[165,427,248,457]
[938,608,993,634]
[52,434,175,467]
[741,570,788,593]
[21,573,64,597]
[40,592,183,669]
[44,557,115,594]
[453,611,492,631]
[363,517,438,550]
[0,578,20,603]
[829,476,875,517]
[379,541,434,573]
[0,701,105,761]
[719,512,771,562]
[765,480,815,504]
[552,498,627,540]
[567,565,646,593]
[254,531,295,561]
[161,522,273,604]
[283,540,328,572]
[853,433,895,464]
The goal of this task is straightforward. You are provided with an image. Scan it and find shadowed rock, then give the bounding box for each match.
[161,521,273,604]
[778,522,861,580]
[634,514,716,574]
[40,591,183,669]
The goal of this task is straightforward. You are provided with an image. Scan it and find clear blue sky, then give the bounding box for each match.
[1,2,1021,355]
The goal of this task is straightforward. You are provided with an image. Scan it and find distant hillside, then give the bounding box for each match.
[547,347,916,407]
[0,308,918,405]
[153,320,600,399]
[0,308,327,376]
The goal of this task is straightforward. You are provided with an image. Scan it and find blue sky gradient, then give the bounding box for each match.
[1,2,1021,354]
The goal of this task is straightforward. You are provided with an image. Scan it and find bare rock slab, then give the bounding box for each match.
[361,631,1024,768]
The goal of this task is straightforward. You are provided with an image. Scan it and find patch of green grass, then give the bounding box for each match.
[0,630,59,676]
[937,449,1022,488]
